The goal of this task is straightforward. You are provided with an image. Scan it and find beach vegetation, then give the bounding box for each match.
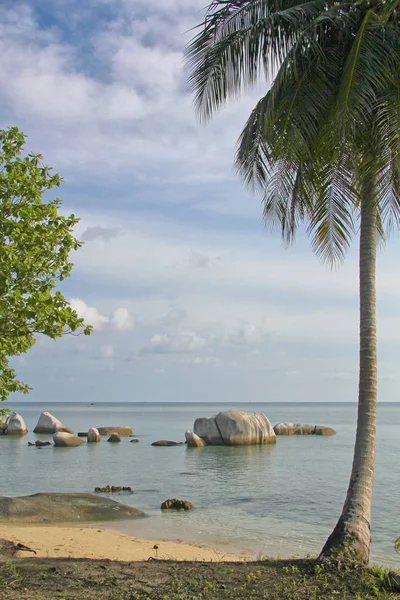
[185,0,400,566]
[0,127,91,411]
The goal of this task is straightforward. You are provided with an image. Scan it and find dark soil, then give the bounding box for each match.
[0,557,399,599]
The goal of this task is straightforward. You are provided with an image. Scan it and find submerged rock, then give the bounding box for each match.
[0,412,28,436]
[53,432,85,447]
[97,426,133,436]
[273,422,336,435]
[185,431,206,447]
[151,440,179,446]
[33,412,73,434]
[161,498,194,511]
[87,427,101,443]
[130,438,139,443]
[107,433,121,443]
[94,486,132,493]
[35,440,51,447]
[193,409,276,446]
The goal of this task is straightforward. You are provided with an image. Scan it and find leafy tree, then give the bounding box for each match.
[0,127,91,410]
[186,0,400,565]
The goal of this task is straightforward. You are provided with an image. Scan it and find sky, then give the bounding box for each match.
[2,0,400,404]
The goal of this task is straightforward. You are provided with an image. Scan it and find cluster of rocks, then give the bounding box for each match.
[94,486,133,493]
[273,422,336,436]
[2,408,336,452]
[161,498,194,511]
[0,410,137,448]
[185,409,336,447]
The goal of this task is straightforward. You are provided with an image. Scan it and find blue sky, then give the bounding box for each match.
[2,0,400,403]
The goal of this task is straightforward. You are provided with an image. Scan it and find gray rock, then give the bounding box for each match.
[107,433,121,443]
[53,432,85,447]
[193,409,276,446]
[34,412,73,434]
[87,427,101,443]
[0,412,28,436]
[130,438,139,443]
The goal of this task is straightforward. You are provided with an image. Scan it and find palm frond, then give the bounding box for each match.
[185,0,345,120]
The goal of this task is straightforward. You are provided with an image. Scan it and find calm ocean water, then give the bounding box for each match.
[1,401,399,567]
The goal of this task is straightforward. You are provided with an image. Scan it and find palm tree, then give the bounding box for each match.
[185,0,400,566]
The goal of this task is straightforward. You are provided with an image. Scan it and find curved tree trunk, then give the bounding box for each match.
[319,177,377,566]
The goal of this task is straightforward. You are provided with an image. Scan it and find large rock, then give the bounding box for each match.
[0,412,28,436]
[97,426,133,436]
[193,409,276,446]
[273,422,336,435]
[87,427,101,443]
[107,433,121,443]
[185,431,206,447]
[0,493,146,524]
[53,432,84,447]
[33,412,73,434]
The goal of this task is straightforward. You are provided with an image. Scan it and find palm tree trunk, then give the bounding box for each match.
[319,175,377,566]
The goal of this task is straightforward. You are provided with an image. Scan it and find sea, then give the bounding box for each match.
[1,401,399,568]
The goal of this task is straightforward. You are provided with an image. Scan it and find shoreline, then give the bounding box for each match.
[0,524,253,562]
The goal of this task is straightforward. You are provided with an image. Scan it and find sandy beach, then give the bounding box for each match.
[0,525,250,562]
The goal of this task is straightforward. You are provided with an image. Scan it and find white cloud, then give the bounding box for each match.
[69,298,133,332]
[69,298,110,331]
[139,331,207,355]
[0,2,262,184]
[111,307,134,331]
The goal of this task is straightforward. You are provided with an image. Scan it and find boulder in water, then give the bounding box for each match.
[107,433,121,443]
[185,431,206,447]
[53,432,84,447]
[33,412,73,434]
[193,409,276,446]
[151,440,179,446]
[87,427,101,443]
[97,426,132,436]
[161,498,194,510]
[314,425,336,436]
[0,412,28,436]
